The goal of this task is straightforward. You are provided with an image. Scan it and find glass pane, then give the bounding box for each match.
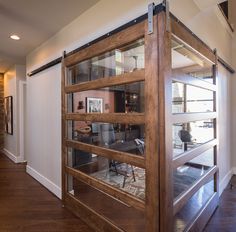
[172,82,214,113]
[67,82,145,113]
[67,174,145,232]
[174,177,214,232]
[67,121,145,156]
[171,37,214,84]
[67,38,144,85]
[67,148,145,200]
[174,148,214,199]
[173,119,214,157]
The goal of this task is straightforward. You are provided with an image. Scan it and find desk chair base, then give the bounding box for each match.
[109,161,136,188]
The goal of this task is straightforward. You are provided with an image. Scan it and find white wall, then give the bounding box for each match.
[229,0,236,172]
[26,0,233,197]
[27,0,233,71]
[231,74,236,170]
[4,67,17,156]
[218,64,232,195]
[26,0,154,71]
[170,0,233,64]
[16,65,26,160]
[26,65,61,198]
[4,65,26,162]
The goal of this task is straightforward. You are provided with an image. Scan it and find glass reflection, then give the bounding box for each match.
[67,121,145,156]
[174,148,214,199]
[68,146,214,205]
[67,173,145,231]
[172,82,214,113]
[67,39,144,85]
[173,120,214,157]
[174,177,214,232]
[67,82,145,113]
[67,149,145,200]
[171,38,214,84]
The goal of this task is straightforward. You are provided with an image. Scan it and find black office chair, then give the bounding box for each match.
[99,123,136,187]
[178,129,192,152]
[73,135,92,168]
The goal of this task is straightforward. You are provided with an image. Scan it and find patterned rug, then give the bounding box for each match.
[91,165,145,200]
[90,163,210,200]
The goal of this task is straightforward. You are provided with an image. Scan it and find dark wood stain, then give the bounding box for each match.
[61,8,219,231]
[66,181,144,232]
[66,166,145,211]
[66,140,145,169]
[144,13,160,232]
[65,69,145,94]
[65,21,145,67]
[157,11,173,232]
[62,15,146,232]
[0,152,93,232]
[171,17,215,64]
[65,113,145,125]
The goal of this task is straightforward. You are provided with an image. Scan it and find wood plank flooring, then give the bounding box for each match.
[0,152,93,232]
[204,175,236,232]
[1,150,236,232]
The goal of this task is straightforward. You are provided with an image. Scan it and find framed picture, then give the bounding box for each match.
[4,96,13,135]
[86,97,103,113]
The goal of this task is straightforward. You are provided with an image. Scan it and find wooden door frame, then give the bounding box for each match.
[61,17,147,232]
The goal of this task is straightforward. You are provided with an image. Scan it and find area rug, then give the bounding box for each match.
[90,163,210,200]
[90,164,145,199]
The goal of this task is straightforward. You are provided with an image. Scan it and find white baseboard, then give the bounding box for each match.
[219,169,233,196]
[3,148,26,163]
[3,148,17,163]
[26,165,62,199]
[16,156,27,163]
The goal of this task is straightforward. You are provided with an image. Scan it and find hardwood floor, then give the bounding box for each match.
[0,152,93,232]
[204,175,236,232]
[1,150,236,232]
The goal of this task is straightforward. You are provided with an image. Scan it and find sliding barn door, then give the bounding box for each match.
[61,10,167,231]
[61,4,218,232]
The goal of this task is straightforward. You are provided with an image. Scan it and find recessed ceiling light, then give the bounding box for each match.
[10,34,20,40]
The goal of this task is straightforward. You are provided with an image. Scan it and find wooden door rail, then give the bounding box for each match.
[171,17,215,64]
[172,112,217,124]
[65,113,145,124]
[65,21,145,67]
[172,139,217,169]
[65,166,145,211]
[66,140,145,169]
[65,193,124,232]
[185,192,218,231]
[172,69,217,92]
[65,69,145,93]
[173,166,218,215]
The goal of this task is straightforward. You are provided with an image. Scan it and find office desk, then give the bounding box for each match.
[107,140,138,153]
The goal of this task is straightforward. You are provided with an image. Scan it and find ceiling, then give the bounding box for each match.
[0,0,99,73]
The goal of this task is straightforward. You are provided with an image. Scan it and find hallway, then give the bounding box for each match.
[0,152,92,232]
